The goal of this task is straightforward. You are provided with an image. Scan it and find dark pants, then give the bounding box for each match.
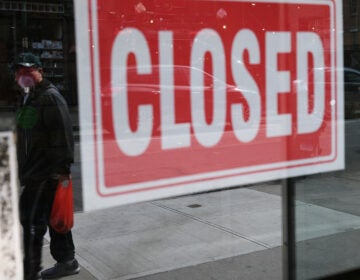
[20,178,75,280]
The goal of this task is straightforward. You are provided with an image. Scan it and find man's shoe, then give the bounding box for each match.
[41,259,80,279]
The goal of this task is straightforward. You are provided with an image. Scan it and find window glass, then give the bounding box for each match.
[1,1,360,279]
[295,2,360,278]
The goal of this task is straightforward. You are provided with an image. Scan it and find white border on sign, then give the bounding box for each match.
[75,0,343,211]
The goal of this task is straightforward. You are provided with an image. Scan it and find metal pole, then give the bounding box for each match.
[282,178,296,280]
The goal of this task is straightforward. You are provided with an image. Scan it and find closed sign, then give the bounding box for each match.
[75,0,344,211]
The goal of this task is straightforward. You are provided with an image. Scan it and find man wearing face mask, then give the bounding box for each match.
[14,52,80,280]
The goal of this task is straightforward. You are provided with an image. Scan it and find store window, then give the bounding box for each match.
[0,14,15,108]
[296,1,360,278]
[1,1,360,280]
[350,0,358,16]
[0,0,76,109]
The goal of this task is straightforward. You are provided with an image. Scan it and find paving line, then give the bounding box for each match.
[150,201,272,249]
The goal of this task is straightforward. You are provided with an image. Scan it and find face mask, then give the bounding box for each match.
[17,75,35,89]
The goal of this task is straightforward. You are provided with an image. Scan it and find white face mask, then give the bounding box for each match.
[17,75,35,89]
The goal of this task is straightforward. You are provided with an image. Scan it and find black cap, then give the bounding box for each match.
[15,52,42,68]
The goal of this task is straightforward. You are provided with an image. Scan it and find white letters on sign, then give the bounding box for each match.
[231,29,261,143]
[111,28,153,156]
[297,32,325,134]
[110,28,326,153]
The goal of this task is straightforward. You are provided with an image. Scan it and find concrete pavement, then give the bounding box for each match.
[42,179,360,280]
[39,112,360,280]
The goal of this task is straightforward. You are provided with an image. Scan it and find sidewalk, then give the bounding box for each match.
[42,185,283,279]
[42,180,360,280]
[44,110,360,279]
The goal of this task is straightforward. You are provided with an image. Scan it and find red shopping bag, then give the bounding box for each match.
[50,178,74,234]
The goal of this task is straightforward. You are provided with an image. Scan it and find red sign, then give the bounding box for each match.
[75,0,343,211]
